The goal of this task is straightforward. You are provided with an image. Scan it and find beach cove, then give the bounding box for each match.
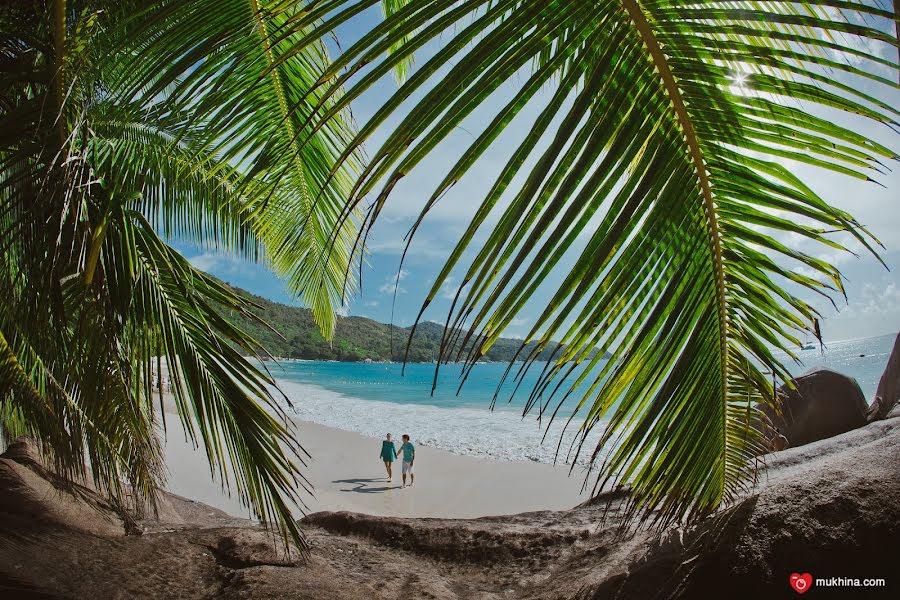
[160,392,589,521]
[163,333,897,520]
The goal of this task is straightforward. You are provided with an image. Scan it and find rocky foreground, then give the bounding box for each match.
[1,411,898,599]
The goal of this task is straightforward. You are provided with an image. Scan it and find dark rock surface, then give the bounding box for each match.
[760,368,869,448]
[1,413,898,599]
[871,333,900,420]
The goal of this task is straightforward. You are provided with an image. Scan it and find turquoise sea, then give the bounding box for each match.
[270,332,897,465]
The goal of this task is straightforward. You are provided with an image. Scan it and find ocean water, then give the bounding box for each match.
[269,332,897,465]
[774,333,896,399]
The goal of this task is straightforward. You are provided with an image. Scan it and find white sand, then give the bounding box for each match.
[158,394,590,520]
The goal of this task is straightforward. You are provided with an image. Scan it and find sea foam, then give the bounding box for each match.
[275,378,608,467]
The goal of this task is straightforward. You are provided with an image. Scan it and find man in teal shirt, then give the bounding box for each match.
[398,434,415,488]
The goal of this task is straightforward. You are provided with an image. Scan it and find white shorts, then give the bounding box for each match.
[402,460,414,475]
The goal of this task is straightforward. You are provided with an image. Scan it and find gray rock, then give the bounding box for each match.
[870,332,900,421]
[760,368,869,448]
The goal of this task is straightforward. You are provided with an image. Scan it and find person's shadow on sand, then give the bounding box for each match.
[333,478,401,494]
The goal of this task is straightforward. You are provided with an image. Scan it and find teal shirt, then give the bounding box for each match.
[399,441,415,462]
[380,440,396,462]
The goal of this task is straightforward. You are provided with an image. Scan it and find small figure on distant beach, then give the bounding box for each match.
[398,434,415,488]
[380,433,397,480]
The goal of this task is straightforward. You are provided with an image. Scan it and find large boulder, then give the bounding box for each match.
[0,439,128,538]
[576,415,900,600]
[869,333,900,420]
[759,368,869,449]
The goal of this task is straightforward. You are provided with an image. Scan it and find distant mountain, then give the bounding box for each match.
[221,286,609,363]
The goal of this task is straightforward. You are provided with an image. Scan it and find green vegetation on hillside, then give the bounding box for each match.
[223,286,605,363]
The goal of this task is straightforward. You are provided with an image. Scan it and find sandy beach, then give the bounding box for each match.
[158,392,590,521]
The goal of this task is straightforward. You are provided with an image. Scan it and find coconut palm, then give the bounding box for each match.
[292,0,900,524]
[1,0,362,547]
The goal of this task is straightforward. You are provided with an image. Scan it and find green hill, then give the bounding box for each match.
[221,286,606,363]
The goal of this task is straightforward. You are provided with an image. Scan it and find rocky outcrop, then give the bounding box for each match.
[759,368,869,449]
[575,413,900,600]
[754,333,900,451]
[2,412,899,599]
[869,333,900,421]
[0,439,127,538]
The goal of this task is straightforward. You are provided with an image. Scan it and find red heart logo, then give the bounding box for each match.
[789,573,813,594]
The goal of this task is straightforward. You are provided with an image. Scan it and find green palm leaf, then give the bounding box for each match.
[107,0,364,335]
[1,0,363,547]
[299,0,899,522]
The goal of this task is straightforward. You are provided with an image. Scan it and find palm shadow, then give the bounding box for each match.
[332,478,401,494]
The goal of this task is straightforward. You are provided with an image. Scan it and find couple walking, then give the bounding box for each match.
[379,433,415,488]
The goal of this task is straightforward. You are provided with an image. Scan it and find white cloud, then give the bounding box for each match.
[501,317,533,340]
[438,274,476,301]
[439,276,457,299]
[377,268,410,295]
[187,253,224,271]
[367,235,453,258]
[835,280,900,320]
[807,269,900,341]
[819,6,894,74]
[187,253,256,278]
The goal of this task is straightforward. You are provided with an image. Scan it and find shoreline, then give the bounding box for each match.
[159,392,590,520]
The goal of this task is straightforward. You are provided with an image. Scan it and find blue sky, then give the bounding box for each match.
[179,4,900,343]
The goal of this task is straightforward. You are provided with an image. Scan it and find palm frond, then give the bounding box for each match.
[113,211,311,546]
[110,0,364,336]
[1,0,365,548]
[382,0,417,82]
[299,0,899,523]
